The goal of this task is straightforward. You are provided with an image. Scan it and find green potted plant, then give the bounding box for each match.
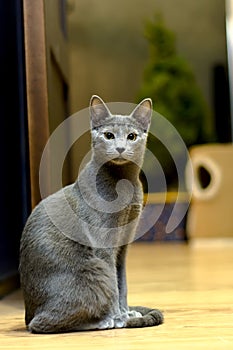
[138,14,210,190]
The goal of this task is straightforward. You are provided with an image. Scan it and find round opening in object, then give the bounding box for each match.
[197,165,212,189]
[191,155,221,200]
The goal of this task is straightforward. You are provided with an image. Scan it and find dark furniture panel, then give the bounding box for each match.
[0,1,31,297]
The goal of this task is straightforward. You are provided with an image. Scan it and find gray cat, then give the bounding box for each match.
[19,95,163,333]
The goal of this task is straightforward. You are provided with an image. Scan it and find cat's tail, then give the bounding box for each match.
[126,306,164,328]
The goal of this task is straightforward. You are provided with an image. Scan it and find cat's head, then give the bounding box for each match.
[89,95,152,166]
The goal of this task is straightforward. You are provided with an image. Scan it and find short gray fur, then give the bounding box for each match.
[19,95,164,333]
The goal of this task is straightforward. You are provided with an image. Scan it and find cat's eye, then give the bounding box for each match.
[127,133,137,141]
[104,132,115,140]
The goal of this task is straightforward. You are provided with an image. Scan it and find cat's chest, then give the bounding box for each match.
[82,202,142,228]
[75,165,143,232]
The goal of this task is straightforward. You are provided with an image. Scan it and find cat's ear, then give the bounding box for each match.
[131,98,152,131]
[89,95,111,128]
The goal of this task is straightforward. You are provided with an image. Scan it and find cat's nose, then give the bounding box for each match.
[116,147,125,154]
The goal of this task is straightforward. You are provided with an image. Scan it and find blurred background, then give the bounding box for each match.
[0,0,232,296]
[67,0,231,186]
[68,0,229,136]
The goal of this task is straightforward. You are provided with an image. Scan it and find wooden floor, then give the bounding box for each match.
[0,241,233,350]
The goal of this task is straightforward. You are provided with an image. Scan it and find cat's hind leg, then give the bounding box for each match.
[28,311,127,333]
[28,314,115,333]
[27,265,125,333]
[28,311,66,333]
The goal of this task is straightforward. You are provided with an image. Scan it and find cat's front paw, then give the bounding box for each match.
[96,317,115,330]
[113,313,128,328]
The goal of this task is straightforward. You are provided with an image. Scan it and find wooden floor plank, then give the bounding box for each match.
[0,242,233,349]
